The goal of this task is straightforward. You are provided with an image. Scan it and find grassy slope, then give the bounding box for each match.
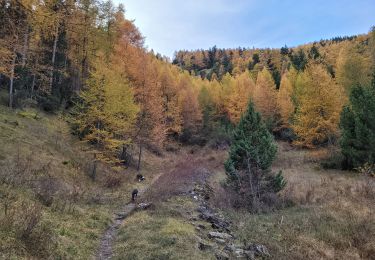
[0,104,156,259]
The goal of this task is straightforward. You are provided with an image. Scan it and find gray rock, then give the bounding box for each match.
[197,224,206,229]
[208,231,233,240]
[215,250,230,260]
[244,250,255,259]
[223,243,237,253]
[197,237,215,251]
[214,238,226,244]
[137,202,152,210]
[246,243,270,257]
[197,206,231,231]
[198,241,213,251]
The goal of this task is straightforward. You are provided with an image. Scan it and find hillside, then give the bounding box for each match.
[173,34,372,84]
[1,1,375,259]
[0,100,167,258]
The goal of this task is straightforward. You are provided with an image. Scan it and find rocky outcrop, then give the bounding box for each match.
[191,183,270,259]
[197,205,231,231]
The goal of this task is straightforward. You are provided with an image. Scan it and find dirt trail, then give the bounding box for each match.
[95,173,163,260]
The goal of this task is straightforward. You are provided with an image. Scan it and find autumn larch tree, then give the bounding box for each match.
[253,67,279,127]
[227,71,255,124]
[277,71,295,128]
[292,63,344,147]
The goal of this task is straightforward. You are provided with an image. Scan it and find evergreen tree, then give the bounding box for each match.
[225,101,285,210]
[340,83,375,169]
[290,49,307,71]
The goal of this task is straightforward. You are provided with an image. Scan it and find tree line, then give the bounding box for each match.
[1,1,374,173]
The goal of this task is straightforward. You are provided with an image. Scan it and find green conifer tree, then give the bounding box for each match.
[340,82,375,169]
[225,101,286,209]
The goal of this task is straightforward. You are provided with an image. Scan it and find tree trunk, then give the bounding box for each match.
[137,142,142,171]
[9,53,16,108]
[21,29,29,67]
[246,157,257,208]
[31,74,36,96]
[49,25,59,93]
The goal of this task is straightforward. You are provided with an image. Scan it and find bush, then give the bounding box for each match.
[37,95,60,112]
[104,173,123,188]
[321,152,345,169]
[275,127,296,142]
[34,176,60,207]
[0,199,57,258]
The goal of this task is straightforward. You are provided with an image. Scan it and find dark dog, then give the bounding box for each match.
[131,189,138,201]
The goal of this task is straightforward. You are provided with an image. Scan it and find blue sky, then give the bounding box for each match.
[114,0,375,58]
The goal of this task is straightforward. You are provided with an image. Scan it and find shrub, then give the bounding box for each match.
[34,176,60,207]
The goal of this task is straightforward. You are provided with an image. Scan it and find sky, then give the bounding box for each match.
[114,0,375,58]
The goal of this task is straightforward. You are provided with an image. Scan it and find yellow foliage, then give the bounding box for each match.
[227,71,255,124]
[336,43,372,95]
[277,72,295,127]
[253,67,278,122]
[292,63,345,147]
[80,54,139,156]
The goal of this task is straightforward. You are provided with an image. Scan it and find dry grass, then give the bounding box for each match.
[215,141,375,259]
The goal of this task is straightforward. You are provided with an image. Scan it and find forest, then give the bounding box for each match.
[0,0,375,259]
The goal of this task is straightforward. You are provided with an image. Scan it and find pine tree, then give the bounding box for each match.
[225,101,285,210]
[340,83,375,169]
